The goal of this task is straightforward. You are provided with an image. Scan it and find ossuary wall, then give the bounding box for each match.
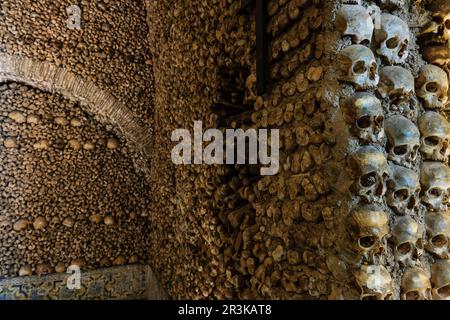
[0,0,155,278]
[146,0,450,300]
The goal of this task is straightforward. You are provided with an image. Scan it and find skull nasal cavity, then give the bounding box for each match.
[357,116,371,129]
[353,61,367,74]
[386,36,400,49]
[359,236,376,248]
[360,172,377,187]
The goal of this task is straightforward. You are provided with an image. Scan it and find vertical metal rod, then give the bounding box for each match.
[240,0,254,12]
[255,0,267,96]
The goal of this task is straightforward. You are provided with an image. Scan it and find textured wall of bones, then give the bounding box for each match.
[0,0,155,278]
[147,0,450,299]
[1,0,449,300]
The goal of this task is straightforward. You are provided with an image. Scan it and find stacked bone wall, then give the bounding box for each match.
[0,82,152,277]
[147,0,450,300]
[145,0,223,299]
[0,0,155,278]
[147,0,339,299]
[415,0,450,300]
[0,0,154,124]
[330,0,450,299]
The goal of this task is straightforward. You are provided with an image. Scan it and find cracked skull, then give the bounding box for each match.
[341,92,384,143]
[348,206,389,258]
[418,111,450,162]
[338,44,379,89]
[416,64,449,110]
[420,161,450,211]
[392,216,423,265]
[375,13,410,65]
[425,211,450,259]
[385,115,420,168]
[401,268,432,300]
[348,146,387,203]
[386,164,420,215]
[354,265,393,300]
[431,260,450,300]
[336,5,374,45]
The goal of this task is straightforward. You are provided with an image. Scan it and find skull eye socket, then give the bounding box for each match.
[353,61,367,74]
[393,145,408,156]
[386,36,400,49]
[357,116,371,129]
[435,16,444,24]
[445,19,450,30]
[360,172,377,187]
[425,136,440,146]
[359,236,376,249]
[397,242,412,255]
[429,187,442,198]
[425,82,439,93]
[431,234,448,247]
[405,291,420,300]
[360,39,370,46]
[394,189,409,201]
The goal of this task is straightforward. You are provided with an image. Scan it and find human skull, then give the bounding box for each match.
[386,164,420,215]
[418,111,450,162]
[431,259,450,300]
[375,13,410,65]
[354,265,393,300]
[378,66,415,106]
[420,0,450,45]
[391,216,423,264]
[401,268,432,300]
[348,206,389,258]
[348,146,388,203]
[420,161,450,212]
[338,45,379,89]
[341,93,384,143]
[416,64,449,110]
[336,5,374,45]
[385,115,420,168]
[425,211,450,259]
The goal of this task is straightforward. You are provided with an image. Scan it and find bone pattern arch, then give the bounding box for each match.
[0,53,152,156]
